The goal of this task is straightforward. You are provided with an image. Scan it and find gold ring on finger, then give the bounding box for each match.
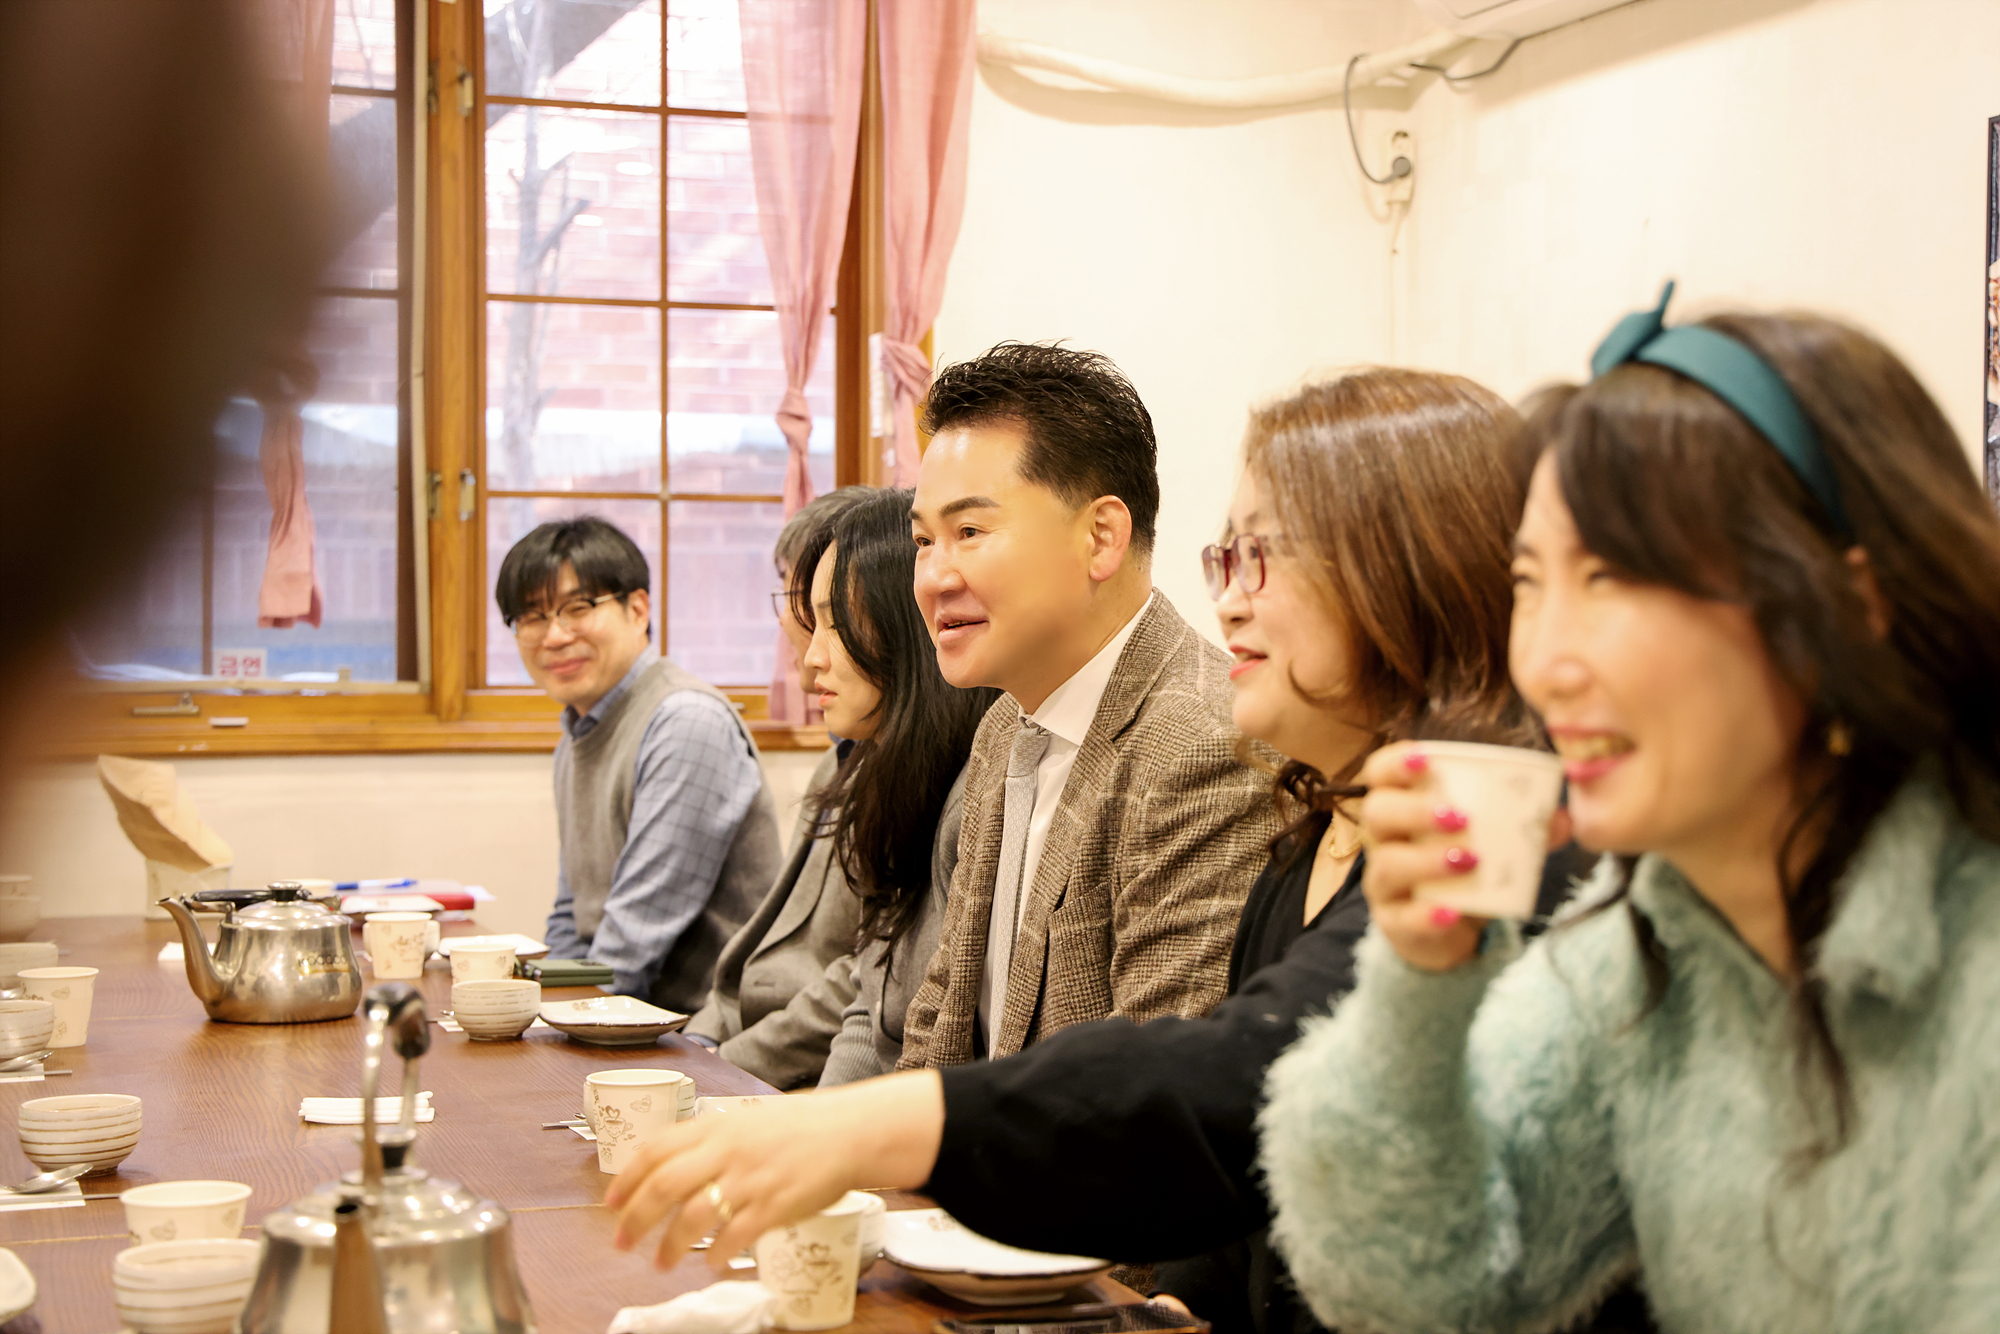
[705,1180,734,1225]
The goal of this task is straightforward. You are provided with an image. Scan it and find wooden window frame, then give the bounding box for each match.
[56,0,894,762]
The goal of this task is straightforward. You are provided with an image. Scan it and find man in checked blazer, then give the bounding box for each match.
[898,343,1278,1067]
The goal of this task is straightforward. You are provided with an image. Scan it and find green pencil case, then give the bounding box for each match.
[523,958,615,987]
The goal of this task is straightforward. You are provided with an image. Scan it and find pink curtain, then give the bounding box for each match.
[740,0,865,720]
[877,0,977,485]
[256,0,332,629]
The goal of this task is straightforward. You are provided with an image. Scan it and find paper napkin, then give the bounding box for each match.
[300,1093,435,1125]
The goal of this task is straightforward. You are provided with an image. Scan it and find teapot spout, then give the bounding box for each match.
[157,896,225,1007]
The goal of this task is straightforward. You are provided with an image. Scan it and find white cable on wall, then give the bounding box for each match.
[974,28,1469,109]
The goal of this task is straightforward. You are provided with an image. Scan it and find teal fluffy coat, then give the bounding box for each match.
[1259,769,2000,1333]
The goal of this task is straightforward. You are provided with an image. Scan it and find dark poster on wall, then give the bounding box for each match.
[1987,115,2000,499]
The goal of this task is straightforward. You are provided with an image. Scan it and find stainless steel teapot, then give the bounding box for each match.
[240,983,537,1334]
[158,881,363,1023]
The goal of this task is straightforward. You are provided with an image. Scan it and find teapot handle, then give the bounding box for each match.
[358,983,428,1192]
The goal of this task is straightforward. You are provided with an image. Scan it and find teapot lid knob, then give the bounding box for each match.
[267,881,305,902]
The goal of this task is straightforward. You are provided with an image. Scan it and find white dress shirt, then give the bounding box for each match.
[977,593,1154,1041]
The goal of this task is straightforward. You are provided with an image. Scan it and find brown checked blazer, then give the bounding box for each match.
[896,594,1280,1068]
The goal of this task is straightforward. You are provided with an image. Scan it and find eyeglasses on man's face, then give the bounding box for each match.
[1200,533,1278,600]
[511,592,622,643]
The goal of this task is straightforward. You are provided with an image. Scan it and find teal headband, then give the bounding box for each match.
[1590,281,1851,538]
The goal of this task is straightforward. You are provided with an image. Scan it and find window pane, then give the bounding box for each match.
[486,0,662,106]
[70,507,206,678]
[487,106,660,302]
[328,92,399,290]
[668,310,832,496]
[212,297,403,680]
[667,115,768,305]
[485,497,661,686]
[72,297,405,682]
[666,0,745,112]
[488,301,661,491]
[331,0,399,91]
[667,500,781,685]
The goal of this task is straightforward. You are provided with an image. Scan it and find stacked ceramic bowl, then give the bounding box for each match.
[0,999,53,1061]
[450,978,540,1040]
[0,941,56,994]
[0,897,38,944]
[19,1093,142,1175]
[113,1238,260,1334]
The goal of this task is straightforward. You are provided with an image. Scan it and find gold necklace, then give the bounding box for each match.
[1319,818,1362,862]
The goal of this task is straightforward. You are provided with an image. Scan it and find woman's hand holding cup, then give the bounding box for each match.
[606,1069,946,1272]
[1358,743,1492,972]
[1360,740,1571,972]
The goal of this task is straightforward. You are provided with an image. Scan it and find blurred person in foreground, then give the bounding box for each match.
[596,369,1655,1334]
[1,0,313,759]
[1262,290,2000,1333]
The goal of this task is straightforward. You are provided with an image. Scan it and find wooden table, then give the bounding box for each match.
[0,917,1134,1333]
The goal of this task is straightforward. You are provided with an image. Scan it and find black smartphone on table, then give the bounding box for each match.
[935,1301,1210,1334]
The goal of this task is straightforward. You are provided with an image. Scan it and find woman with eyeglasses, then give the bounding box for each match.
[1261,296,2000,1333]
[600,370,1643,1334]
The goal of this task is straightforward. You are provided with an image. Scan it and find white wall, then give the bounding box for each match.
[0,750,826,929]
[1393,0,2000,460]
[934,0,1430,630]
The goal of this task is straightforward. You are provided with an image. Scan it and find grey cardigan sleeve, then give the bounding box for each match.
[819,950,888,1087]
[1260,923,1639,1334]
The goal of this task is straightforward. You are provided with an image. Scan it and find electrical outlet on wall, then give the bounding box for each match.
[1383,129,1415,204]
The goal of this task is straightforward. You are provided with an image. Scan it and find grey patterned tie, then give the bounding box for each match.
[978,717,1052,1053]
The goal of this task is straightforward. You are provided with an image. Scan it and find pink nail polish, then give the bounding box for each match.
[1434,806,1467,832]
[1444,846,1479,871]
[1430,906,1462,927]
[1403,752,1429,774]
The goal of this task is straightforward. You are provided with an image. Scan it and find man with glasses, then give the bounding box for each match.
[899,343,1278,1068]
[495,517,780,1012]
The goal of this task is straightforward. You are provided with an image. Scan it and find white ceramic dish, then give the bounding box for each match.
[538,996,689,1046]
[881,1209,1110,1306]
[0,1247,34,1324]
[0,998,54,1059]
[693,1094,776,1117]
[437,933,548,958]
[0,898,39,943]
[339,894,444,917]
[114,1238,259,1334]
[19,1093,142,1174]
[451,979,540,1040]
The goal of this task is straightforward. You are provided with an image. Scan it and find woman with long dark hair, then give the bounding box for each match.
[799,489,1001,1082]
[1263,290,2000,1333]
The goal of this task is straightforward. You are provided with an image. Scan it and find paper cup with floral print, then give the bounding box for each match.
[362,913,438,980]
[120,1180,252,1245]
[1409,742,1566,920]
[19,966,97,1047]
[754,1192,872,1330]
[584,1069,685,1175]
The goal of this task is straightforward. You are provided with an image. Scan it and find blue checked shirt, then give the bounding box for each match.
[543,650,765,999]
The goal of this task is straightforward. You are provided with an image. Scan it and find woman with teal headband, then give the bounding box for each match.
[1260,290,2000,1332]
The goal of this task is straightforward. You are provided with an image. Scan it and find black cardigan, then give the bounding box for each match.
[924,835,1655,1334]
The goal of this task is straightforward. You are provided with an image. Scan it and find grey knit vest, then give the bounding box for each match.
[554,655,781,1014]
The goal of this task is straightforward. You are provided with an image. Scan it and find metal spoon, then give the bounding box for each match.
[4,1162,87,1194]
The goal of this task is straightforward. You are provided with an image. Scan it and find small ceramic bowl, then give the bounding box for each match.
[451,979,539,1040]
[0,942,56,991]
[0,898,40,944]
[19,1093,142,1175]
[0,999,53,1060]
[114,1238,259,1334]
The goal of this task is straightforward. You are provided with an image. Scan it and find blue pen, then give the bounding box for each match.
[333,878,417,892]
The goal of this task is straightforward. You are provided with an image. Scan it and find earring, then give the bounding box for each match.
[1827,719,1854,757]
